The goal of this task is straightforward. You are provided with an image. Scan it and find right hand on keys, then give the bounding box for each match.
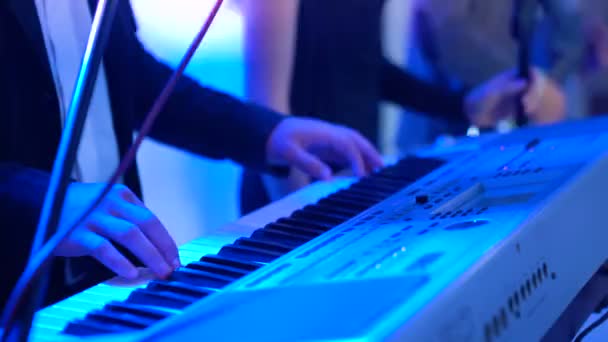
[55,183,180,280]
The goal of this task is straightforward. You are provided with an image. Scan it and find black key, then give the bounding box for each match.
[64,319,135,336]
[219,244,283,263]
[379,156,445,181]
[365,175,411,188]
[234,237,294,254]
[127,288,197,310]
[325,189,378,207]
[63,301,173,336]
[328,191,380,206]
[104,301,172,321]
[200,254,264,271]
[147,280,215,298]
[334,186,385,200]
[265,222,324,236]
[170,268,234,288]
[277,217,333,231]
[298,204,350,219]
[370,176,411,189]
[304,203,360,217]
[251,228,309,246]
[415,194,429,204]
[85,310,153,329]
[349,183,394,197]
[302,205,353,221]
[356,178,401,193]
[186,261,249,279]
[337,188,386,202]
[376,164,409,177]
[317,196,371,212]
[291,208,346,225]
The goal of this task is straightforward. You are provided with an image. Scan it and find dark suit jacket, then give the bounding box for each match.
[0,0,283,306]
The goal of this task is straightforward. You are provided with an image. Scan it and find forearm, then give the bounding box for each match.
[380,58,468,123]
[0,163,51,305]
[130,39,285,172]
[0,163,50,230]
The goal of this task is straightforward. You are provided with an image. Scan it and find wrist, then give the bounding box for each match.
[264,117,292,177]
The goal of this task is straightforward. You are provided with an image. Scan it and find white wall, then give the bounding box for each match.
[131,0,245,245]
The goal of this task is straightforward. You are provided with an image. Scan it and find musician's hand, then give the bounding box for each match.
[266,117,383,180]
[522,68,566,125]
[464,71,527,128]
[55,183,180,280]
[464,68,566,127]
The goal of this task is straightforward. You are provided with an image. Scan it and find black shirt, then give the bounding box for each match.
[289,0,468,146]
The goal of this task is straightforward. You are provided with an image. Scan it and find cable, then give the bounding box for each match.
[0,0,224,338]
[573,309,608,342]
[511,0,538,128]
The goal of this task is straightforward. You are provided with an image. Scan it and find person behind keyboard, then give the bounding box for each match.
[0,0,383,308]
[400,0,584,152]
[237,0,566,215]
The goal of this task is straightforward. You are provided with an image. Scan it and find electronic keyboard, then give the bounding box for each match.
[29,117,608,341]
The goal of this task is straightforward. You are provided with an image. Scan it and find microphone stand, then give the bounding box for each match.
[511,0,539,127]
[7,1,119,341]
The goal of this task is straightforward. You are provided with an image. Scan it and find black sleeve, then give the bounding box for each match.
[125,17,284,173]
[380,57,468,123]
[0,163,50,305]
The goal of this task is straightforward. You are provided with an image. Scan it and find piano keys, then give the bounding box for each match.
[30,155,446,340]
[29,116,608,341]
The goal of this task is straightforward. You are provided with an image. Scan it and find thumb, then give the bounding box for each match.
[286,145,332,181]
